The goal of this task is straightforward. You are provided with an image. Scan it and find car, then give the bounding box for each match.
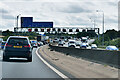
[37,42,43,46]
[106,46,119,51]
[49,39,53,43]
[64,38,68,42]
[68,40,76,48]
[33,43,38,48]
[3,36,32,61]
[75,41,81,47]
[67,36,72,39]
[41,41,47,45]
[31,40,38,48]
[60,36,65,40]
[58,41,65,46]
[73,38,78,41]
[1,41,6,49]
[53,38,59,43]
[91,44,97,49]
[59,39,62,42]
[80,43,88,49]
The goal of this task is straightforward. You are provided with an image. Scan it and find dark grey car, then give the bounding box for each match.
[3,36,32,62]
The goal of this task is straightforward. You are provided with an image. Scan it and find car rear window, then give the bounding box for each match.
[69,41,75,43]
[8,38,28,45]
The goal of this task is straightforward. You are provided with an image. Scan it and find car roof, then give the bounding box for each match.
[92,44,96,45]
[107,46,116,47]
[76,41,81,42]
[107,46,117,48]
[9,36,28,39]
[69,41,75,42]
[69,39,75,41]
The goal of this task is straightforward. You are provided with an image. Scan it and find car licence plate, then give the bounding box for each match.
[13,46,22,48]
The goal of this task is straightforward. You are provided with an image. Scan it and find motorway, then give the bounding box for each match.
[0,48,63,79]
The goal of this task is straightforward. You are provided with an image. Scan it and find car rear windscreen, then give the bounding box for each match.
[69,41,75,43]
[8,38,28,45]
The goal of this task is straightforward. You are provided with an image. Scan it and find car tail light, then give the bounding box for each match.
[5,43,12,47]
[24,44,30,48]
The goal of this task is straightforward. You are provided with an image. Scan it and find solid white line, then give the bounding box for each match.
[36,47,69,79]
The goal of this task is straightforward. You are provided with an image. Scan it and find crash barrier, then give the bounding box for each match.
[49,45,120,68]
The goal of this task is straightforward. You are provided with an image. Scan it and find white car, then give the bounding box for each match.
[64,39,68,42]
[91,44,97,49]
[75,41,81,46]
[53,38,59,43]
[80,43,88,49]
[106,46,119,51]
[68,40,76,48]
[58,41,65,46]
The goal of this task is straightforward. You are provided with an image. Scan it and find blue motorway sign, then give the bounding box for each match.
[21,17,53,28]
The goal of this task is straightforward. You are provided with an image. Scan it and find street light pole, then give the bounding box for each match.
[16,14,21,35]
[102,12,104,46]
[17,14,21,27]
[96,10,104,46]
[94,20,95,29]
[17,15,18,27]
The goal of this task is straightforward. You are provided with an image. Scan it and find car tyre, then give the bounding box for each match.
[28,56,32,62]
[3,55,9,61]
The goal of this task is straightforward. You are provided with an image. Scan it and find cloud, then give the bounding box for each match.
[59,4,92,13]
[2,14,15,19]
[65,16,88,25]
[0,8,9,14]
[107,2,118,6]
[106,18,118,23]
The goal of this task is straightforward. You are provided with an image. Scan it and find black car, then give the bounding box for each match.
[3,36,32,62]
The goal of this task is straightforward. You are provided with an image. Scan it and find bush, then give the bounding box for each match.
[3,35,9,41]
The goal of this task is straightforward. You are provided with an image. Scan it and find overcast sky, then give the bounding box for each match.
[0,0,119,33]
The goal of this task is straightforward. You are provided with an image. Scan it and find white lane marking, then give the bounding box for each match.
[36,48,69,79]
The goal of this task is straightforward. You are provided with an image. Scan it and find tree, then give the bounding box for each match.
[76,31,97,38]
[2,30,14,36]
[104,29,118,40]
[118,30,120,37]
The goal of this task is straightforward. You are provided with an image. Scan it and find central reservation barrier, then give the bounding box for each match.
[49,45,120,68]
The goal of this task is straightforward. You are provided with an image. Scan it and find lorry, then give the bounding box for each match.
[37,35,49,44]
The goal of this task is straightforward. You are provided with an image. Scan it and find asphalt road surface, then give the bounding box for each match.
[0,48,62,80]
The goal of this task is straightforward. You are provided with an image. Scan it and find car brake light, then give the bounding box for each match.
[5,43,12,47]
[24,45,30,48]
